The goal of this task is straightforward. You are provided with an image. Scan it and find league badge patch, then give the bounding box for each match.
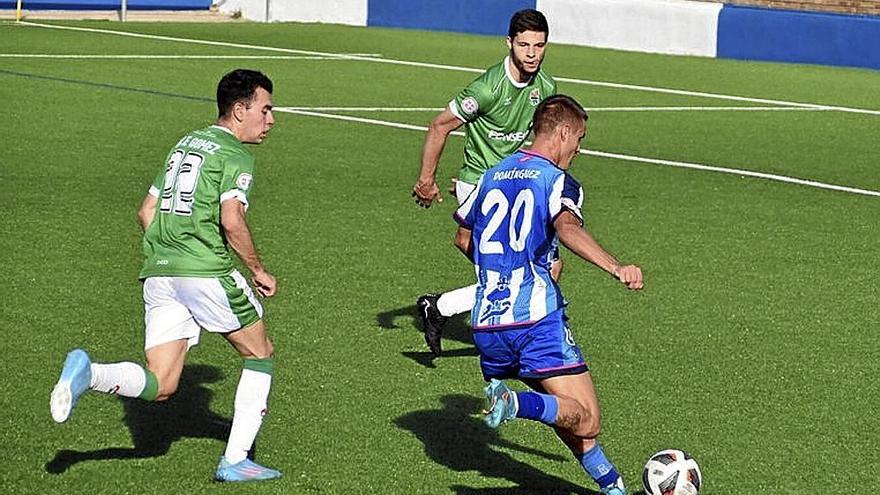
[236,173,253,191]
[461,96,479,115]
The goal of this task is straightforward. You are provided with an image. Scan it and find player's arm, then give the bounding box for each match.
[413,108,465,208]
[137,192,158,232]
[454,225,474,262]
[220,199,276,297]
[554,211,643,290]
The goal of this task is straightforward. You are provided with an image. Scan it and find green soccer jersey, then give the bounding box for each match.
[140,125,255,279]
[449,56,556,185]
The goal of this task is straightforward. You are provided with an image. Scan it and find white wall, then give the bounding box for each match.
[215,0,721,58]
[269,0,366,25]
[215,0,367,25]
[537,0,722,57]
[216,0,267,22]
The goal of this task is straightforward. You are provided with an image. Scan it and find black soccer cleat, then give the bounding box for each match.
[416,294,448,357]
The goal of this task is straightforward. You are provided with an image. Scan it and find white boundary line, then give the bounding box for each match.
[279,105,829,113]
[583,150,880,197]
[583,106,828,112]
[0,54,378,60]
[284,107,445,112]
[16,21,880,117]
[275,107,880,197]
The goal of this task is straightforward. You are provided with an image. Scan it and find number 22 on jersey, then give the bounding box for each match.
[160,149,204,216]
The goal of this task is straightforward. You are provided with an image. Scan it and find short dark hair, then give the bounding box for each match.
[508,9,549,39]
[532,94,588,137]
[216,69,273,118]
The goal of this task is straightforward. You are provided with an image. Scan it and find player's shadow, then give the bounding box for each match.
[46,364,230,474]
[377,305,478,367]
[395,394,600,495]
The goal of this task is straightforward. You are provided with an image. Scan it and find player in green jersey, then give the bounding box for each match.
[412,9,558,356]
[50,69,281,482]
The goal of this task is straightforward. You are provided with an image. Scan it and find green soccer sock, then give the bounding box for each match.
[89,362,158,400]
[139,369,159,401]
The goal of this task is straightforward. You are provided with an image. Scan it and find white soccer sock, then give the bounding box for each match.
[89,362,147,398]
[437,284,478,317]
[224,368,272,464]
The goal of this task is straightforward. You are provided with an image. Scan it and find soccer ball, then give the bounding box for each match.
[642,449,702,495]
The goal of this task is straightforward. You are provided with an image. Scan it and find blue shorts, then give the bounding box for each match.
[473,309,588,380]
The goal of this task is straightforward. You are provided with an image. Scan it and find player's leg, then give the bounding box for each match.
[416,179,479,356]
[436,285,479,317]
[143,339,189,401]
[538,373,626,495]
[138,276,200,401]
[50,277,194,423]
[472,328,522,425]
[216,320,279,481]
[481,310,625,494]
[88,283,194,402]
[222,319,275,461]
[416,292,449,357]
[186,271,279,482]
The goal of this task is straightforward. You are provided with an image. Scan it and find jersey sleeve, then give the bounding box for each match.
[449,80,495,123]
[148,149,177,197]
[148,167,164,197]
[219,153,255,209]
[549,173,585,226]
[454,175,484,229]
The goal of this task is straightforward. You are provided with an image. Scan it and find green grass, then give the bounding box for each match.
[1,19,879,495]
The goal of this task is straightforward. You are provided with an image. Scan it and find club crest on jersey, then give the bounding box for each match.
[236,173,253,190]
[461,96,479,115]
[479,277,512,324]
[529,88,541,106]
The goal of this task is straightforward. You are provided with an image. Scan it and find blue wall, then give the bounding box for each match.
[368,0,536,36]
[1,0,211,9]
[717,5,880,70]
[365,0,880,71]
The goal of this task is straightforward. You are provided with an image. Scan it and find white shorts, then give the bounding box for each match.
[143,270,264,350]
[455,179,477,205]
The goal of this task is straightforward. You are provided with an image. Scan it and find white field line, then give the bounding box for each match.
[17,21,880,117]
[280,106,830,113]
[583,150,880,197]
[587,106,829,112]
[284,107,445,112]
[0,54,380,59]
[275,107,880,197]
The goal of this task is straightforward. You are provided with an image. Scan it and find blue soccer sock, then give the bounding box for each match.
[576,443,621,489]
[514,391,558,425]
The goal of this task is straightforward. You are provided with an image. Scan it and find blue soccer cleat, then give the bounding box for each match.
[50,349,92,423]
[483,379,518,428]
[600,476,627,495]
[215,457,282,482]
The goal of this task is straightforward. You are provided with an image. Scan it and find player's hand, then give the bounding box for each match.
[252,269,277,297]
[448,177,458,196]
[613,264,644,290]
[412,178,442,208]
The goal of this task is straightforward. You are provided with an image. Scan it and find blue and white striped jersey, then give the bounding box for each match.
[454,149,585,330]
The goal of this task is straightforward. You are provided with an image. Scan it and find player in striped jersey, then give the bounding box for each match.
[453,95,643,495]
